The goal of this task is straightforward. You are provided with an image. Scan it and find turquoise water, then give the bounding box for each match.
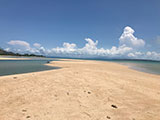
[0,59,59,76]
[89,59,160,75]
[0,58,160,76]
[112,60,160,75]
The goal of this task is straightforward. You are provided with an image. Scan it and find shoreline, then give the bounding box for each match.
[0,58,160,77]
[0,59,160,120]
[0,57,30,60]
[0,56,33,60]
[0,56,160,76]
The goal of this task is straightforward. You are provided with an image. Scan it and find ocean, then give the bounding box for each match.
[112,59,160,75]
[0,58,59,76]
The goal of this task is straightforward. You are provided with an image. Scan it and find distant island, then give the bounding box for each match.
[0,48,45,57]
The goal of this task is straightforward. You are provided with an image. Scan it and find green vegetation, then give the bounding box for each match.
[0,48,45,57]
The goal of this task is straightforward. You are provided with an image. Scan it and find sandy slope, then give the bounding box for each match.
[0,59,160,120]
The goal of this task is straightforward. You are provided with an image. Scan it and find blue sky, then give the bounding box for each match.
[0,0,160,59]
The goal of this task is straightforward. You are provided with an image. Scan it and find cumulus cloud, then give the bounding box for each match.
[7,40,31,49]
[127,52,143,58]
[119,26,145,48]
[84,38,98,50]
[146,51,160,60]
[5,26,160,60]
[63,42,76,50]
[49,38,133,58]
[7,40,44,54]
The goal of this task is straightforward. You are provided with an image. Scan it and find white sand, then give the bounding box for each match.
[0,59,160,120]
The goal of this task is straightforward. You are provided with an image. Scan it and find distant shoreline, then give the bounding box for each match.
[0,56,31,60]
[0,48,45,58]
[0,55,45,60]
[0,56,160,75]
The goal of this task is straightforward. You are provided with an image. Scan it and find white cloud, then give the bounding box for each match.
[5,26,160,60]
[146,51,160,60]
[50,42,77,56]
[119,26,145,48]
[84,38,98,50]
[33,43,41,48]
[128,53,135,57]
[49,38,133,58]
[7,40,30,49]
[109,45,132,56]
[127,52,144,58]
[63,42,76,50]
[4,48,10,52]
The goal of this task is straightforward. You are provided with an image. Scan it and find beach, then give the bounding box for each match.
[0,57,30,60]
[0,59,160,120]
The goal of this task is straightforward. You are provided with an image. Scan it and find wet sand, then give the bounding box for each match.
[0,59,160,120]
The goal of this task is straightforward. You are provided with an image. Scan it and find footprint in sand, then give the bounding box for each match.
[106,116,111,119]
[22,109,27,112]
[111,104,118,109]
[26,116,31,118]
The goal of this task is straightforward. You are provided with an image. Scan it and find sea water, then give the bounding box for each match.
[112,60,160,75]
[0,58,160,76]
[0,59,59,76]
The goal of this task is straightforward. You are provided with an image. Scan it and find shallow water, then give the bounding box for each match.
[114,60,160,75]
[0,59,59,76]
[94,59,160,75]
[1,57,160,76]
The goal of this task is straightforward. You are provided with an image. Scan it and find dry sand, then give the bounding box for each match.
[0,59,160,120]
[0,56,30,60]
